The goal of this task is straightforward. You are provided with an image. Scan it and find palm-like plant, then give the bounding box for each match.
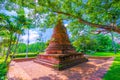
[0,12,29,62]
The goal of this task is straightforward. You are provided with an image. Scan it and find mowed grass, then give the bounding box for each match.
[88,52,120,57]
[103,57,120,80]
[11,52,44,58]
[88,52,120,80]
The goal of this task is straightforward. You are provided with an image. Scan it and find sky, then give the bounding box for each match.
[20,28,53,44]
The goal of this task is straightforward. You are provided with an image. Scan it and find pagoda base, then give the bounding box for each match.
[35,53,88,70]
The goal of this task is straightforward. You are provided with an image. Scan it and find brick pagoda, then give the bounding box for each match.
[35,20,88,70]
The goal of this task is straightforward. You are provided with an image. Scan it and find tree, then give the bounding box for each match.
[0,9,32,62]
[0,30,9,56]
[10,0,120,33]
[0,14,24,62]
[71,25,96,53]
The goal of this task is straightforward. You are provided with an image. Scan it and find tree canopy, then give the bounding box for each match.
[0,0,120,62]
[9,0,120,33]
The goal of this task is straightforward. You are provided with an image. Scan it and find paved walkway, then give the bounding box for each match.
[7,57,114,80]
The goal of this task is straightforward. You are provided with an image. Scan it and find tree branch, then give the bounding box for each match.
[56,11,120,33]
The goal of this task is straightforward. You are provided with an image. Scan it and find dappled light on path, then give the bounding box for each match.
[7,57,114,80]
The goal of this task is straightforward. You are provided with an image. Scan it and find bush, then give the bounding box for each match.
[10,53,38,58]
[0,62,7,80]
[0,57,10,80]
[86,50,96,54]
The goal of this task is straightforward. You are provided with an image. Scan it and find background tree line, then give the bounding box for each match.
[71,33,120,53]
[11,42,46,53]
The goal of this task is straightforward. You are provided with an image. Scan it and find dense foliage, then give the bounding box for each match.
[10,53,39,58]
[69,25,120,53]
[9,0,120,33]
[0,57,10,80]
[72,33,119,53]
[11,42,46,53]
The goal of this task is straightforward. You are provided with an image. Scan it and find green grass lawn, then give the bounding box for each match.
[87,52,120,57]
[88,52,120,80]
[10,52,44,58]
[11,53,38,58]
[103,56,120,80]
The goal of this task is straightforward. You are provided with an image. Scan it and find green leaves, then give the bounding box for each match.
[0,62,7,80]
[0,0,4,4]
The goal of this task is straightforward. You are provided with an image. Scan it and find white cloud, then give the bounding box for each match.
[20,28,53,44]
[20,29,39,44]
[64,24,68,27]
[0,10,17,16]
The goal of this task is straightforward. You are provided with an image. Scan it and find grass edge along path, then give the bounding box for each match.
[103,56,120,80]
[87,52,120,80]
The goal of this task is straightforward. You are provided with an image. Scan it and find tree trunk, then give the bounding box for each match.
[4,33,13,62]
[3,45,6,56]
[110,32,117,54]
[11,34,20,59]
[26,29,29,58]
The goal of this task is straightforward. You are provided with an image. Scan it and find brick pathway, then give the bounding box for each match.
[7,57,114,80]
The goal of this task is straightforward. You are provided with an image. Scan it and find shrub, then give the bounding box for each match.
[10,53,38,58]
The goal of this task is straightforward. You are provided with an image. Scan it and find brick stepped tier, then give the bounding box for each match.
[35,53,87,70]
